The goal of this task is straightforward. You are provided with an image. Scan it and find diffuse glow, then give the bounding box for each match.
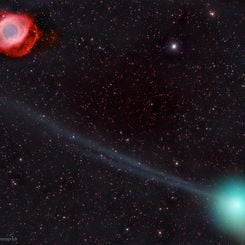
[211,179,245,240]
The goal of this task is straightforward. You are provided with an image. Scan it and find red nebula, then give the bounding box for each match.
[0,10,41,58]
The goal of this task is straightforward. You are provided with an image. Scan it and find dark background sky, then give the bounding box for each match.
[0,0,244,244]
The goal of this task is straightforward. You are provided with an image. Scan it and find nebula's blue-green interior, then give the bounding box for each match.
[212,179,245,240]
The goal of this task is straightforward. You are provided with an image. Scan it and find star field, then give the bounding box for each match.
[0,0,244,244]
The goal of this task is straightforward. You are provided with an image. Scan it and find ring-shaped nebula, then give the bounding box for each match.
[0,10,41,58]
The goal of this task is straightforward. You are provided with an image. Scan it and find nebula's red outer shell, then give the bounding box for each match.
[0,11,41,58]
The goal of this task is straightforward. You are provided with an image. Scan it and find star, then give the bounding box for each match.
[165,40,182,55]
[175,161,179,166]
[209,10,216,17]
[170,42,178,50]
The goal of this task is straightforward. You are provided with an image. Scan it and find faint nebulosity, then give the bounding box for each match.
[0,0,244,244]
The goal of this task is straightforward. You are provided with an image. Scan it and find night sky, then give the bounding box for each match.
[0,0,244,244]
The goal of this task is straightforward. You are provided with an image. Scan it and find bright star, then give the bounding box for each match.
[171,43,177,50]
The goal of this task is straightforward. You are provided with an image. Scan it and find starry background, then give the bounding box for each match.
[0,0,244,244]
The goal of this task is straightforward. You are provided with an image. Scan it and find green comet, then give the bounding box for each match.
[212,179,245,240]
